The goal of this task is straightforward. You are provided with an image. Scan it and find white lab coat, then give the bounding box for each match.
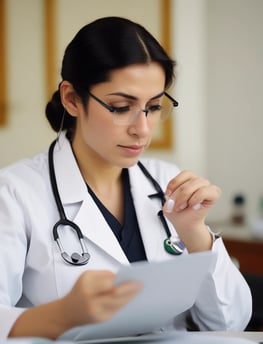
[0,134,252,341]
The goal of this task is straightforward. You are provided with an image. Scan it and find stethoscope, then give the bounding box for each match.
[49,140,185,266]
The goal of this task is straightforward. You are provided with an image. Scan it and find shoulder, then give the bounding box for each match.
[0,150,49,191]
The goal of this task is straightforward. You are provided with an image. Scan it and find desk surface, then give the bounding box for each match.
[201,331,263,342]
[4,332,263,344]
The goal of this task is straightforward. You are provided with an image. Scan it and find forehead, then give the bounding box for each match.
[92,63,166,97]
[109,62,165,84]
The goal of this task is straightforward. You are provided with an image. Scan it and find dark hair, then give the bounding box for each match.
[45,16,175,135]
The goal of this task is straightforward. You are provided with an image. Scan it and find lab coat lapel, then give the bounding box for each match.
[129,163,166,261]
[53,135,129,264]
[73,195,129,264]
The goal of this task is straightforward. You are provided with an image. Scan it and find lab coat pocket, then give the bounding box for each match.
[52,230,124,298]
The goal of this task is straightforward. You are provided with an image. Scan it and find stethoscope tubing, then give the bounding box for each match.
[49,140,184,265]
[49,140,90,265]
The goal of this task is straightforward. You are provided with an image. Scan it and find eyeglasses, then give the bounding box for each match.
[88,91,178,126]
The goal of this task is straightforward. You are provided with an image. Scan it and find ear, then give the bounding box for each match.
[60,81,81,117]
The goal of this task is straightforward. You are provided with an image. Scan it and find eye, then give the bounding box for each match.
[147,104,162,113]
[112,105,131,114]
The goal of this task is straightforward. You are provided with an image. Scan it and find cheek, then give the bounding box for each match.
[149,119,161,135]
[80,110,119,146]
[146,120,162,144]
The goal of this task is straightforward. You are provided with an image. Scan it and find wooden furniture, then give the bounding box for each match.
[211,223,263,275]
[223,238,263,275]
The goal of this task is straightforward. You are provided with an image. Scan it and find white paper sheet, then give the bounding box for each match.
[60,251,217,342]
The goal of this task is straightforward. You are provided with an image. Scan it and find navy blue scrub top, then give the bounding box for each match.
[86,169,147,262]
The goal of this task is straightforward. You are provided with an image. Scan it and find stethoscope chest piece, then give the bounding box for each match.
[164,238,185,255]
[157,209,184,256]
[53,219,91,266]
[61,251,90,266]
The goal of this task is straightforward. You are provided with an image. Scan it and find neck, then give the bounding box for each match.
[71,138,125,224]
[71,140,123,195]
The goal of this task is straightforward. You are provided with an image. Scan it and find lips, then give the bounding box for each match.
[119,142,147,149]
[118,144,146,155]
[121,145,144,150]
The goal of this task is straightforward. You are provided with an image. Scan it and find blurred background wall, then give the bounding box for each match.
[0,0,263,225]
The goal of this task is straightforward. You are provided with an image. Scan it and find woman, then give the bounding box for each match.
[0,17,251,341]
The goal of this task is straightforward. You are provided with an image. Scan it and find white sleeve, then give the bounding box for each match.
[190,237,252,330]
[0,306,26,341]
[0,175,28,341]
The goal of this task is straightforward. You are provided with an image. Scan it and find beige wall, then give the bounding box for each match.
[1,0,52,166]
[0,0,163,167]
[206,0,263,222]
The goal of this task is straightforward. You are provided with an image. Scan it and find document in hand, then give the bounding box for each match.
[60,251,217,342]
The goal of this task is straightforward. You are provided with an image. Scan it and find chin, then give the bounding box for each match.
[117,157,140,169]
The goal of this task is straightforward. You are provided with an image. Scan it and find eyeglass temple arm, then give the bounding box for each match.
[164,92,178,107]
[88,91,115,112]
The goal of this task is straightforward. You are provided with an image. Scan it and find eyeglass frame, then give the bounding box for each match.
[87,91,178,122]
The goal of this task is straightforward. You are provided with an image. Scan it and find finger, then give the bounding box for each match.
[103,281,143,312]
[165,170,194,197]
[80,270,116,295]
[88,281,143,322]
[188,184,221,209]
[113,281,143,299]
[167,177,210,211]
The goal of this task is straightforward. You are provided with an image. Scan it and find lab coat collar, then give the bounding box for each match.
[53,133,87,204]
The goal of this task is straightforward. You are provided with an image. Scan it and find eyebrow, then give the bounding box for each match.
[107,92,164,101]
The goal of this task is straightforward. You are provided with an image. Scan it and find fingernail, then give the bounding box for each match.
[193,203,202,210]
[178,203,188,210]
[165,199,175,213]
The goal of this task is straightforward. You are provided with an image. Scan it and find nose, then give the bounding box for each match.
[128,110,151,137]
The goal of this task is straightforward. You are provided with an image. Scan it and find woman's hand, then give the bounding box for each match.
[9,270,142,339]
[61,270,142,329]
[163,170,221,253]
